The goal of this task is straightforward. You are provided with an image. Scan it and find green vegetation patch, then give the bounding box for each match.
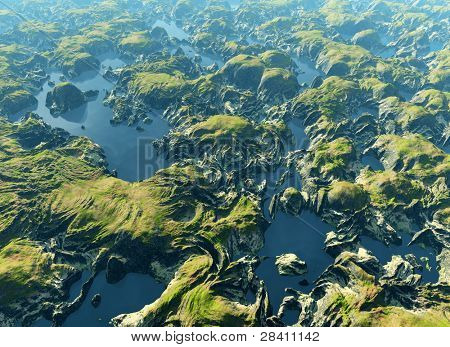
[293,30,424,90]
[294,77,360,119]
[220,54,266,89]
[0,89,37,114]
[312,137,355,176]
[257,17,294,33]
[0,239,68,306]
[358,170,425,207]
[189,115,256,141]
[258,68,299,100]
[129,72,188,107]
[354,305,450,327]
[327,181,369,211]
[359,77,397,100]
[373,134,449,178]
[427,49,450,89]
[259,50,292,68]
[119,31,161,54]
[117,253,261,327]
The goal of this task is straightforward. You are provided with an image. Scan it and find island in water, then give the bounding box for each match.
[0,0,449,327]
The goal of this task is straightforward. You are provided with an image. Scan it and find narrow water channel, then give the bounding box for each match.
[152,19,224,68]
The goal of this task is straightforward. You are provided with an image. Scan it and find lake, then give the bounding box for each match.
[256,211,334,315]
[10,54,171,182]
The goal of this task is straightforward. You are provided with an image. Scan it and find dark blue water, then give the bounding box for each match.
[282,309,300,326]
[360,233,439,283]
[68,271,91,302]
[378,33,396,58]
[31,318,53,327]
[444,143,450,154]
[246,36,262,45]
[245,288,256,302]
[399,90,414,102]
[9,55,171,182]
[63,271,165,327]
[256,211,334,312]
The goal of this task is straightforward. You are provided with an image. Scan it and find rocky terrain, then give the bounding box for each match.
[0,0,448,327]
